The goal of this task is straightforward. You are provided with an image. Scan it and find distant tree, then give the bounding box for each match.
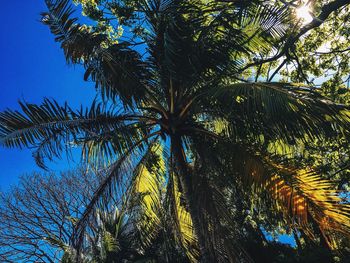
[0,169,96,262]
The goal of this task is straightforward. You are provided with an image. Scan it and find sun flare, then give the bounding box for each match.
[296,4,313,25]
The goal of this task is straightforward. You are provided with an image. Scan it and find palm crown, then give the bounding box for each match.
[1,0,350,261]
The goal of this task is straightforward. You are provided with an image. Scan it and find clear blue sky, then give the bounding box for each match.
[0,1,95,189]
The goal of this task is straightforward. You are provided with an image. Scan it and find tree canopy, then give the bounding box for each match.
[1,0,350,262]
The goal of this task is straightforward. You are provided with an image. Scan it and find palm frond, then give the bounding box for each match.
[168,172,199,262]
[72,135,160,254]
[128,142,199,261]
[205,82,350,143]
[42,0,106,64]
[239,3,291,42]
[0,98,146,168]
[42,0,151,106]
[246,158,350,249]
[84,44,151,105]
[132,143,165,249]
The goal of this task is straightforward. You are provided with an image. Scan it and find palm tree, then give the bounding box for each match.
[83,207,145,262]
[1,0,350,261]
[59,155,194,263]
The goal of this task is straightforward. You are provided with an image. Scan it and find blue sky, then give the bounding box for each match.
[0,1,95,189]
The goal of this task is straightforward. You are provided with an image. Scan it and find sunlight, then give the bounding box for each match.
[296,3,313,25]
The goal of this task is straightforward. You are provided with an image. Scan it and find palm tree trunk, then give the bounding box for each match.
[170,134,210,263]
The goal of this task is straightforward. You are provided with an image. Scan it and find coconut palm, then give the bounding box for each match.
[59,153,194,263]
[82,207,147,263]
[1,0,350,261]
